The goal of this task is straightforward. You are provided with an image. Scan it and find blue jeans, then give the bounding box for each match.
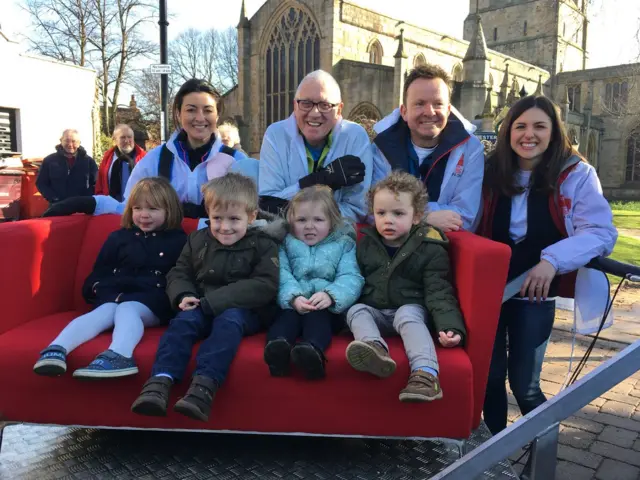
[151,307,260,385]
[483,299,556,434]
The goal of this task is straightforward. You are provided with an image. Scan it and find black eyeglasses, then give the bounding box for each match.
[295,99,339,113]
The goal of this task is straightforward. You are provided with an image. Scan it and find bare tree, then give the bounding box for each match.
[23,0,157,135]
[22,0,95,66]
[108,0,158,132]
[214,27,238,93]
[169,27,238,94]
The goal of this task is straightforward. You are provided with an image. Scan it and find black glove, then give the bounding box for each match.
[259,196,289,216]
[299,155,365,190]
[182,202,207,219]
[42,196,96,217]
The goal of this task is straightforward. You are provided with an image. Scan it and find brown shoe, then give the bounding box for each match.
[345,340,396,378]
[131,375,173,416]
[173,375,217,422]
[399,371,443,402]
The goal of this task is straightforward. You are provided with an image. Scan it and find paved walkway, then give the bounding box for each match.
[509,283,640,480]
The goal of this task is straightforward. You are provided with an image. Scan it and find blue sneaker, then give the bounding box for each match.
[73,350,138,379]
[33,345,67,376]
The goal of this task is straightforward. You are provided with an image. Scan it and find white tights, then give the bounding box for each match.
[50,301,161,358]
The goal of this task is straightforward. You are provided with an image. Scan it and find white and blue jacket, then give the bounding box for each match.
[278,224,365,314]
[94,129,258,216]
[371,107,485,232]
[259,115,373,223]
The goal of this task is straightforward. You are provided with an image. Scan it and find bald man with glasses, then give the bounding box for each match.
[258,70,372,222]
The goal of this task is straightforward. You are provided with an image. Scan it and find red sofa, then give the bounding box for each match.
[0,215,510,442]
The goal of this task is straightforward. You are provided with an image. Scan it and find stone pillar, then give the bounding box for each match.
[236,0,252,151]
[460,15,490,120]
[393,28,408,108]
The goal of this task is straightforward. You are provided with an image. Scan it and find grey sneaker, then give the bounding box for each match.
[345,340,396,378]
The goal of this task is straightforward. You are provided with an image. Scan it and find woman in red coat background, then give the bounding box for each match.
[96,124,146,201]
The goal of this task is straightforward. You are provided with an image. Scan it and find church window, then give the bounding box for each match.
[348,102,382,140]
[265,7,321,126]
[604,80,629,113]
[626,128,640,182]
[524,21,528,36]
[414,53,426,67]
[493,28,498,41]
[368,40,383,65]
[567,84,581,112]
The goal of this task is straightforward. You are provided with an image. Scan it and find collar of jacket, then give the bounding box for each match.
[373,109,472,168]
[204,209,288,246]
[55,145,86,158]
[361,223,449,274]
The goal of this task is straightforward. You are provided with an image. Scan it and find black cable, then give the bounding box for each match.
[566,275,626,386]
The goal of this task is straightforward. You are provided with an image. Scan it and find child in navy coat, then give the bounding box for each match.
[34,177,187,379]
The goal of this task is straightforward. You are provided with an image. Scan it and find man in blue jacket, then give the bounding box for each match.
[36,129,98,204]
[259,70,372,222]
[371,65,484,232]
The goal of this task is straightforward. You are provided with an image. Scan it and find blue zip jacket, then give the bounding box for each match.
[278,224,364,314]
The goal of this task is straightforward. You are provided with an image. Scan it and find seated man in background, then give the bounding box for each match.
[259,70,372,222]
[36,129,98,204]
[95,124,146,201]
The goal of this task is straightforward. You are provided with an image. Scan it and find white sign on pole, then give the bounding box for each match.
[150,64,172,74]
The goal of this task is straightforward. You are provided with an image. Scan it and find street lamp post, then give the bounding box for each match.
[159,0,169,142]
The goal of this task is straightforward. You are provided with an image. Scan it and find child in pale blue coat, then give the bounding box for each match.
[264,185,364,380]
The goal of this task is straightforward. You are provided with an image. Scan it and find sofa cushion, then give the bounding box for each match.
[0,312,474,438]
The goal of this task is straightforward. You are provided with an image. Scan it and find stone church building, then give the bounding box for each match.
[222,0,640,199]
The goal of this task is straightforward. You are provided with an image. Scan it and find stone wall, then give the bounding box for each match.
[333,60,395,118]
[557,64,640,193]
[465,0,586,74]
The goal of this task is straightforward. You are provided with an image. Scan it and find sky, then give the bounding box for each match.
[1,0,639,75]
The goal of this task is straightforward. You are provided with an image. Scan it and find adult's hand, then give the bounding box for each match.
[520,259,557,302]
[42,196,96,217]
[259,196,289,216]
[426,210,463,232]
[299,155,365,190]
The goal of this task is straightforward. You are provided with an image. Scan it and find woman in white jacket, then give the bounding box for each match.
[477,95,617,435]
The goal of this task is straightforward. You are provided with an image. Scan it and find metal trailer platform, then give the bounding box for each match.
[0,423,519,479]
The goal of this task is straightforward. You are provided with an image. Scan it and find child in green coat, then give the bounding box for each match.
[346,171,466,402]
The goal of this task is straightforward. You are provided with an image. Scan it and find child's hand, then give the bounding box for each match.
[308,292,333,310]
[292,296,316,314]
[438,331,461,348]
[179,296,200,311]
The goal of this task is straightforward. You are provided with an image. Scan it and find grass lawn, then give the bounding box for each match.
[610,235,640,266]
[612,211,640,230]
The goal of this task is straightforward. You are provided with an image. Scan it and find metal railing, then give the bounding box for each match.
[434,258,640,480]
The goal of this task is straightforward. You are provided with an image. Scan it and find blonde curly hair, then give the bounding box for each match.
[368,171,429,219]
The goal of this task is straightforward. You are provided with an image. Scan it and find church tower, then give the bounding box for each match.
[463,0,588,74]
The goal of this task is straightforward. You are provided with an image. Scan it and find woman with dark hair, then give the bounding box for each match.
[44,79,258,219]
[478,95,617,435]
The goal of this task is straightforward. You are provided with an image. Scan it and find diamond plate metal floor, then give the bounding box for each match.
[0,423,518,480]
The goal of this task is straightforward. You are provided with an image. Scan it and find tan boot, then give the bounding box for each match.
[399,370,443,402]
[345,340,396,378]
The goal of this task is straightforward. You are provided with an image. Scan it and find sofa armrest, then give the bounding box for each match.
[0,216,89,335]
[447,231,511,428]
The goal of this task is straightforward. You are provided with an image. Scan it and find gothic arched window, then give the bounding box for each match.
[265,7,320,127]
[413,53,426,67]
[348,102,382,140]
[626,128,640,182]
[368,39,383,65]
